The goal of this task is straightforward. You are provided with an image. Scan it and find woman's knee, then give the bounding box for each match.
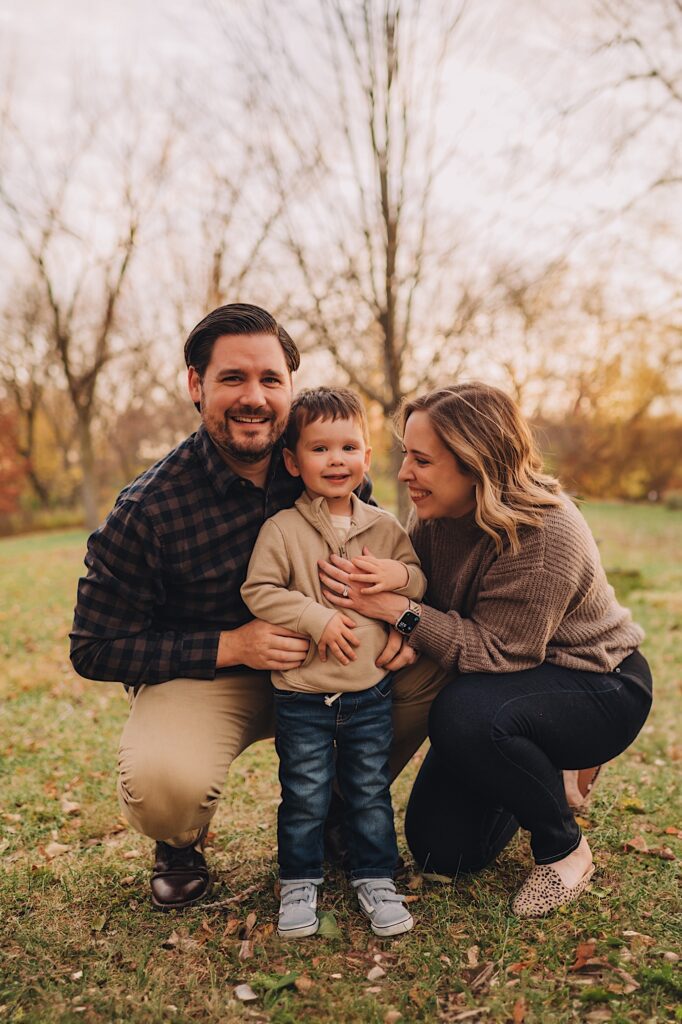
[428,676,496,758]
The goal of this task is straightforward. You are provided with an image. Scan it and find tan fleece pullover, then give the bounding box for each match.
[408,493,644,677]
[241,492,426,693]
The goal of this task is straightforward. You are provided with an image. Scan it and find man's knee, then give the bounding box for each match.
[118,745,225,840]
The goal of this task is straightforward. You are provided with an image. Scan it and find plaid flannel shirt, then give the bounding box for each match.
[70,423,372,685]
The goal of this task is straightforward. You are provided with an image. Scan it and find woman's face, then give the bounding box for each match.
[398,411,477,520]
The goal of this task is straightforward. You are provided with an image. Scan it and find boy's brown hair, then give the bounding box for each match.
[285,387,369,450]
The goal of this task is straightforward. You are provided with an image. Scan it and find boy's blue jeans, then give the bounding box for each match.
[274,674,399,881]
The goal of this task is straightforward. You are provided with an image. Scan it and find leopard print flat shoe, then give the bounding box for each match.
[511,863,595,918]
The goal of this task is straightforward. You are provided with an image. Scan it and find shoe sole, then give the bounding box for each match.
[151,878,213,911]
[369,914,414,937]
[277,919,320,939]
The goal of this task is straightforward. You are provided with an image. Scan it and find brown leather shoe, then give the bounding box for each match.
[150,826,212,910]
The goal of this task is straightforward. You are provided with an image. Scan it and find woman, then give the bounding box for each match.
[320,383,652,917]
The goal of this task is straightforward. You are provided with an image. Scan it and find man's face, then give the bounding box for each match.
[188,333,293,465]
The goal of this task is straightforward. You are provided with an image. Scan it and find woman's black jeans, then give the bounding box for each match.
[405,651,652,874]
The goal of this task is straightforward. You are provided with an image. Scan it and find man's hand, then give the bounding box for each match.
[348,546,409,593]
[376,628,419,671]
[217,619,309,671]
[318,612,360,666]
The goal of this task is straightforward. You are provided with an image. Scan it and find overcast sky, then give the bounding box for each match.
[1,0,678,316]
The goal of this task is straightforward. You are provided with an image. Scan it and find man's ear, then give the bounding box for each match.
[363,446,372,473]
[283,447,301,477]
[187,367,202,406]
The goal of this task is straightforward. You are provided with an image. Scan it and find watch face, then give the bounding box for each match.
[396,610,420,635]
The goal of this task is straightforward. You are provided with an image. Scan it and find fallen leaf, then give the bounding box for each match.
[223,917,240,936]
[450,1010,490,1022]
[122,850,140,860]
[238,939,254,961]
[648,845,676,860]
[367,965,386,981]
[317,910,341,938]
[294,975,313,993]
[575,816,593,829]
[583,1011,612,1022]
[384,1012,402,1024]
[460,962,495,993]
[619,797,646,814]
[622,929,654,949]
[44,841,70,860]
[61,798,81,815]
[234,983,258,1002]
[120,876,135,886]
[243,911,257,937]
[407,875,423,891]
[70,970,83,981]
[662,951,680,962]
[571,940,597,971]
[162,930,200,952]
[662,826,682,837]
[330,972,343,979]
[622,835,649,853]
[91,913,107,933]
[512,995,526,1023]
[365,986,382,994]
[404,894,420,903]
[466,945,480,967]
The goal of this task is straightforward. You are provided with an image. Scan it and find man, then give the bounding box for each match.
[70,303,445,910]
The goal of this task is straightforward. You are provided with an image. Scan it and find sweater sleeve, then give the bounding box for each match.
[410,566,575,673]
[240,519,336,643]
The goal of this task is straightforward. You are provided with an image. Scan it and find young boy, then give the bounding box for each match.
[241,387,426,939]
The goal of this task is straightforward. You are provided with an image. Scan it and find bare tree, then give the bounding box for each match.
[0,83,176,528]
[212,0,493,516]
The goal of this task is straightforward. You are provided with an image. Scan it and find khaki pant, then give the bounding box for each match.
[117,657,447,845]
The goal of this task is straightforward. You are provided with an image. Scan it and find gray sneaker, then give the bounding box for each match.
[353,878,414,937]
[277,879,320,938]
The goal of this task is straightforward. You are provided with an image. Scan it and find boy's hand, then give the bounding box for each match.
[318,612,360,665]
[348,546,409,594]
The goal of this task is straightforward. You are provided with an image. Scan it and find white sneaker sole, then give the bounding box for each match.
[367,913,414,937]
[277,918,320,939]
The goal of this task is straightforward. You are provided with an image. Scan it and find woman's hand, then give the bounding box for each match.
[318,553,409,623]
[348,546,409,593]
[376,628,419,671]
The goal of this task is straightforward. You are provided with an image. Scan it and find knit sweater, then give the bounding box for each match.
[408,493,644,677]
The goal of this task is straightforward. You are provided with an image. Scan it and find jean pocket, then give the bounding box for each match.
[369,674,393,701]
[273,688,300,702]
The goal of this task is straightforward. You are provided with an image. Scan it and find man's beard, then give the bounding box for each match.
[204,407,285,464]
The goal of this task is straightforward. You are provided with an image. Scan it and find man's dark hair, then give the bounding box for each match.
[184,303,300,377]
[286,387,369,451]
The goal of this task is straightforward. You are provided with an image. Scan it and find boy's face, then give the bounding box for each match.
[284,416,371,511]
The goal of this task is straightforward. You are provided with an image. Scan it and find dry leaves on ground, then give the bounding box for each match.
[622,835,676,859]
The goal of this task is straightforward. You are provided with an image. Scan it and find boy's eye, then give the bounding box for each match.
[312,446,327,452]
[343,445,357,451]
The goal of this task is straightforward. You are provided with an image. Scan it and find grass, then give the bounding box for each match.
[1,505,681,1024]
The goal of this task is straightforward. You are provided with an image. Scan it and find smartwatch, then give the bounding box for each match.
[394,600,421,636]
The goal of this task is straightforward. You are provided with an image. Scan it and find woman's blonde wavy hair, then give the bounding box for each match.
[397,382,562,554]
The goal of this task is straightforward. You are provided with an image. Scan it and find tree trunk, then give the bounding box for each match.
[77,414,99,531]
[388,441,410,525]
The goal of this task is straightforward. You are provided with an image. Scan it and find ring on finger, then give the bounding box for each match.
[342,585,349,598]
